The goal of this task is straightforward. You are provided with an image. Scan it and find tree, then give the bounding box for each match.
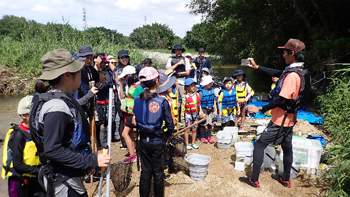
[0,15,27,40]
[130,23,176,49]
[183,23,208,50]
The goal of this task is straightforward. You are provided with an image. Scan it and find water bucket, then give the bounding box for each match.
[185,153,211,181]
[235,142,254,157]
[290,162,301,179]
[223,126,238,143]
[262,146,276,169]
[216,131,232,149]
[256,126,266,137]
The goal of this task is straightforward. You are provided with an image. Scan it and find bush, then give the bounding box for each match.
[317,68,350,196]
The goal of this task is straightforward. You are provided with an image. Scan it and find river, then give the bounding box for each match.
[0,64,271,139]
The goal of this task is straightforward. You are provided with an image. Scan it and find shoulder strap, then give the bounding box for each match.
[12,124,31,140]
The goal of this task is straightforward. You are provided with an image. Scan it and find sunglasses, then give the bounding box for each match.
[120,56,130,59]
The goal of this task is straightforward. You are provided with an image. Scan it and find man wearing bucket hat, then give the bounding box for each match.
[194,48,211,82]
[30,49,111,196]
[166,44,191,95]
[198,75,217,144]
[247,39,310,188]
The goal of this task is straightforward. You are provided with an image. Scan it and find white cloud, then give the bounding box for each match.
[30,4,51,12]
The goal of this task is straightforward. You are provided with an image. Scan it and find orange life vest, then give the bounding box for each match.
[184,93,201,114]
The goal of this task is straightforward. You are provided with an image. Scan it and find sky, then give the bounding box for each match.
[0,0,202,38]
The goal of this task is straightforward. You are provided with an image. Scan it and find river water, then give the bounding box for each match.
[0,65,271,139]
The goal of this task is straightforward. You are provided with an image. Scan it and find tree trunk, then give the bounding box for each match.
[292,0,313,37]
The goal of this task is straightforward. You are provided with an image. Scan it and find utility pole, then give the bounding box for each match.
[83,7,87,30]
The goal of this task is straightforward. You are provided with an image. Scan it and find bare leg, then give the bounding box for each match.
[185,129,190,145]
[122,126,134,156]
[241,104,247,128]
[192,128,197,144]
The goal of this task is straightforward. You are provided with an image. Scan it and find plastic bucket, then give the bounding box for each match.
[235,142,254,157]
[185,153,211,181]
[223,126,238,143]
[216,131,232,149]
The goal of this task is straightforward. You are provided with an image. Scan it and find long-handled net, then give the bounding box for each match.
[166,135,187,173]
[110,161,132,192]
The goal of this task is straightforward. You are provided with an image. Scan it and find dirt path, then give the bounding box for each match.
[87,118,327,197]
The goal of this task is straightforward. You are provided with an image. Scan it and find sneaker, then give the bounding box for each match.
[207,137,214,144]
[164,174,172,181]
[122,155,137,164]
[164,166,169,173]
[191,144,199,149]
[249,177,260,188]
[186,145,192,150]
[201,138,208,143]
[278,178,291,188]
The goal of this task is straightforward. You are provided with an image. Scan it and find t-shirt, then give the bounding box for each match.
[271,72,301,127]
[133,85,144,98]
[165,56,191,71]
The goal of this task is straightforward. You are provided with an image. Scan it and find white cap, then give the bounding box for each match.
[119,65,136,78]
[184,53,192,58]
[200,75,214,86]
[17,95,33,115]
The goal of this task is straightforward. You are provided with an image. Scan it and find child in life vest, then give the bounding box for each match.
[119,65,140,163]
[184,78,204,150]
[218,77,237,127]
[133,67,175,196]
[232,70,254,131]
[3,96,45,197]
[198,76,217,144]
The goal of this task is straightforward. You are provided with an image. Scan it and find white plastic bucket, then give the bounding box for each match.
[185,153,211,181]
[223,126,239,143]
[216,131,232,149]
[262,146,276,169]
[235,142,254,157]
[256,126,266,137]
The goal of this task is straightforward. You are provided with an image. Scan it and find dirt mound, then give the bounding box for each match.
[0,65,30,95]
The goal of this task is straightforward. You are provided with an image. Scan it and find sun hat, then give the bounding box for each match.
[119,65,136,78]
[184,53,192,59]
[17,95,33,115]
[200,75,214,86]
[118,50,129,58]
[70,51,86,61]
[278,38,305,52]
[164,69,175,77]
[222,77,233,83]
[232,70,246,78]
[171,44,186,53]
[198,48,205,53]
[139,67,159,82]
[201,67,210,74]
[78,45,94,57]
[184,78,196,86]
[156,73,176,93]
[108,55,117,63]
[39,49,84,80]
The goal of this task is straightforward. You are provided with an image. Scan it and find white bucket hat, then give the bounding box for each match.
[119,65,136,78]
[200,75,214,86]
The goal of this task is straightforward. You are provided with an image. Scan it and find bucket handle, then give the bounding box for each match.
[184,153,195,162]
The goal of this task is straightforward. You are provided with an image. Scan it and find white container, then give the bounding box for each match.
[235,161,245,171]
[235,142,254,157]
[291,137,323,169]
[216,131,232,149]
[290,162,301,179]
[254,119,270,126]
[185,153,211,181]
[263,146,276,169]
[256,126,266,138]
[223,126,239,143]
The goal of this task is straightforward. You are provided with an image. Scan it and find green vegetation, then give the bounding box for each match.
[0,15,145,94]
[317,69,350,196]
[186,0,350,70]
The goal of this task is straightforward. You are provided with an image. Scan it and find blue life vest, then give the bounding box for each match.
[171,56,186,73]
[220,89,237,109]
[29,91,91,161]
[199,88,215,108]
[134,96,165,135]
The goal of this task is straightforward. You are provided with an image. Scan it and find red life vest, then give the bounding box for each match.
[184,93,201,114]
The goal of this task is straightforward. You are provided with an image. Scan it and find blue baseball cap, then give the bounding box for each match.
[185,78,196,86]
[233,70,246,78]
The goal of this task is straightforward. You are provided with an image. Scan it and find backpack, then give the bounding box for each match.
[2,124,32,179]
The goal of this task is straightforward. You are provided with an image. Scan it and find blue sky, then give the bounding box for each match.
[0,0,202,38]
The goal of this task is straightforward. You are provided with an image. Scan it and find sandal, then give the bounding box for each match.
[186,145,192,150]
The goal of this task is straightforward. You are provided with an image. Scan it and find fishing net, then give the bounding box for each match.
[110,161,132,192]
[166,135,188,173]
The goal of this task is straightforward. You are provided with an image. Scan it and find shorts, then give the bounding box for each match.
[201,108,214,126]
[123,112,134,128]
[185,114,199,128]
[96,102,116,126]
[221,113,235,124]
[258,121,293,145]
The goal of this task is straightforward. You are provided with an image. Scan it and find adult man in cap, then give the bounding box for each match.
[193,48,211,82]
[166,44,191,95]
[247,39,310,188]
[77,45,100,119]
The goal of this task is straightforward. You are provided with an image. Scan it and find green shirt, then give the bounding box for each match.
[134,85,144,98]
